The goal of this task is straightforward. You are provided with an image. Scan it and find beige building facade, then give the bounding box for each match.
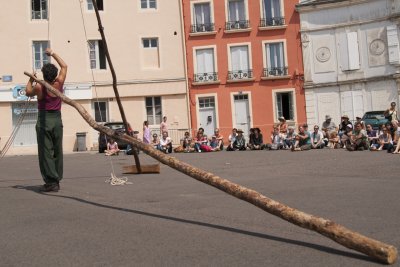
[0,0,189,155]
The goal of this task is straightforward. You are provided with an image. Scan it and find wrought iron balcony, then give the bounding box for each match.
[263,67,288,77]
[190,23,215,33]
[259,17,285,27]
[193,72,219,83]
[225,20,250,31]
[228,69,253,81]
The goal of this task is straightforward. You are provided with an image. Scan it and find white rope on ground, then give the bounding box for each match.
[78,0,130,185]
[105,173,132,186]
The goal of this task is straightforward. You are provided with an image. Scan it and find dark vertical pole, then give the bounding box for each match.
[92,0,142,173]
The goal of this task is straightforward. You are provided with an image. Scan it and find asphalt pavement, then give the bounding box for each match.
[0,149,399,266]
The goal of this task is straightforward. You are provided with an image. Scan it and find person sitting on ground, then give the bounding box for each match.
[266,126,284,150]
[247,127,264,150]
[340,124,353,148]
[310,125,325,149]
[105,138,120,156]
[327,131,340,149]
[291,126,311,151]
[209,135,221,151]
[284,126,297,149]
[355,116,366,130]
[339,115,352,140]
[159,131,172,154]
[366,124,379,149]
[226,128,237,151]
[231,129,246,151]
[278,117,288,137]
[375,126,393,152]
[302,123,311,135]
[213,128,224,150]
[151,133,160,150]
[174,131,193,153]
[194,128,211,152]
[322,115,337,133]
[347,122,369,151]
[385,122,396,141]
[321,127,330,146]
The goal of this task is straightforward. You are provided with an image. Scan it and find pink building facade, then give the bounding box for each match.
[182,0,306,140]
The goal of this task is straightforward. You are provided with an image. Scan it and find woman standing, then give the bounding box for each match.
[143,120,151,144]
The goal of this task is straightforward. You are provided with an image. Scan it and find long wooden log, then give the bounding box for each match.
[92,0,142,173]
[24,72,398,264]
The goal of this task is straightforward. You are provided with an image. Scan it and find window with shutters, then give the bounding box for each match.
[194,47,218,83]
[260,0,285,27]
[88,40,107,70]
[146,97,162,125]
[228,44,253,80]
[191,2,215,33]
[263,40,288,77]
[339,32,360,71]
[387,25,400,64]
[225,0,250,30]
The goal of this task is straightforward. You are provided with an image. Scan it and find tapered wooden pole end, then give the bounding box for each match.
[386,246,397,265]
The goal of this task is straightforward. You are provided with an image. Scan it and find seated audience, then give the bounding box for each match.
[159,131,172,154]
[340,124,353,148]
[247,127,264,150]
[105,138,120,156]
[174,131,193,153]
[327,131,340,149]
[284,126,297,149]
[227,129,246,151]
[339,115,352,140]
[226,128,237,151]
[151,133,160,150]
[355,116,366,130]
[266,126,283,150]
[366,124,379,149]
[375,126,394,152]
[209,135,221,151]
[322,115,337,133]
[194,128,212,152]
[291,126,312,151]
[310,125,325,149]
[213,128,224,150]
[347,122,369,151]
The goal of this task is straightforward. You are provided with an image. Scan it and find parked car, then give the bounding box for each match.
[98,122,133,153]
[361,111,388,130]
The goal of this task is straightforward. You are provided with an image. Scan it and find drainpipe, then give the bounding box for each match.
[179,0,192,133]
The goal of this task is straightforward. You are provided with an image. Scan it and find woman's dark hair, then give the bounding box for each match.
[41,63,58,82]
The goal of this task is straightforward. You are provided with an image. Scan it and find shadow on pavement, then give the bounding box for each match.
[12,184,377,264]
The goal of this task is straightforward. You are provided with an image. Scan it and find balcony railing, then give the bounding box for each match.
[228,69,253,80]
[190,23,215,33]
[193,72,219,83]
[225,20,250,31]
[259,17,285,27]
[263,67,288,77]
